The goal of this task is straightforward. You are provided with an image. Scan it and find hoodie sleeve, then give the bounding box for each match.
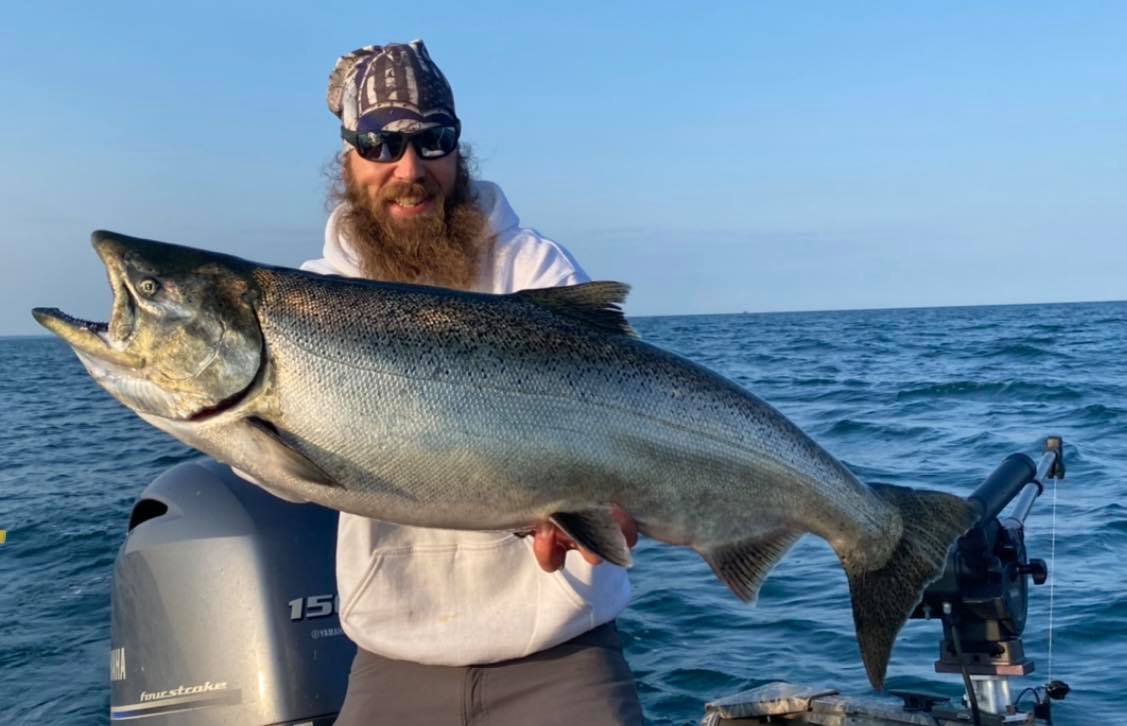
[501,229,592,292]
[300,258,337,275]
[472,181,591,292]
[299,205,364,278]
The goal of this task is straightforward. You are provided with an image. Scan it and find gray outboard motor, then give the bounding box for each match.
[110,458,354,724]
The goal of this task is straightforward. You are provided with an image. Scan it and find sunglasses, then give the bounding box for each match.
[341,122,461,163]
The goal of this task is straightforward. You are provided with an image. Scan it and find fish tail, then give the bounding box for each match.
[841,483,977,690]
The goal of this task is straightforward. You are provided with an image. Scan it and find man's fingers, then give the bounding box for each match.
[532,522,567,572]
[576,546,603,565]
[529,506,639,572]
[609,504,639,547]
[545,524,605,565]
[532,523,603,572]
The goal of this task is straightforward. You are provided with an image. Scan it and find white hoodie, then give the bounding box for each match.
[300,181,632,665]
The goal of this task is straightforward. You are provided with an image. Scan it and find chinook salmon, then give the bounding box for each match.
[34,230,977,689]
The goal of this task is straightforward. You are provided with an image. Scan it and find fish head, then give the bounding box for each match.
[32,230,264,420]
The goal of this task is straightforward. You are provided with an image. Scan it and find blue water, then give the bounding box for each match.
[2,301,1124,724]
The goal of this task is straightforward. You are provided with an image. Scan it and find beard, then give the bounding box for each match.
[333,151,489,290]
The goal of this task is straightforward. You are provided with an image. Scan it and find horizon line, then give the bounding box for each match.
[3,297,1123,339]
[636,296,1127,320]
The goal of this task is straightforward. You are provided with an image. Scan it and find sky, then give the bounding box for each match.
[1,2,1124,335]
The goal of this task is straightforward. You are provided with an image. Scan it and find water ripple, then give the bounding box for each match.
[3,301,1125,724]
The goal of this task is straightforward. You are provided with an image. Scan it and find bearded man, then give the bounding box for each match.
[305,41,644,726]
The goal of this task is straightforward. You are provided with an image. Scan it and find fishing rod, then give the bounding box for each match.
[703,437,1072,725]
[911,435,1070,724]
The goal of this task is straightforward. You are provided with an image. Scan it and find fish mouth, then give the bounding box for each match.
[31,234,143,368]
[32,306,144,368]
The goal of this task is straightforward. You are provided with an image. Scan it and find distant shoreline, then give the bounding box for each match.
[642,297,1127,320]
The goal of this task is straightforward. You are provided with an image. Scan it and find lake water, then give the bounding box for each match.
[2,300,1122,724]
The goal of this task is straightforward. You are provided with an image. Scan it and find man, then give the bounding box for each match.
[308,41,644,725]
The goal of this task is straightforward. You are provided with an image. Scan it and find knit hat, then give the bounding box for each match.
[327,40,457,135]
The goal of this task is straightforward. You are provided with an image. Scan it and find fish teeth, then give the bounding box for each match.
[51,309,108,331]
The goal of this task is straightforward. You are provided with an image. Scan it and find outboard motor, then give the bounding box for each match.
[110,458,354,724]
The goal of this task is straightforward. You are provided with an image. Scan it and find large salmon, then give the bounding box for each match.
[33,230,977,688]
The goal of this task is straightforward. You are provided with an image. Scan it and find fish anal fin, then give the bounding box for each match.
[551,509,633,567]
[515,282,636,337]
[243,416,342,489]
[699,529,803,603]
[843,483,977,690]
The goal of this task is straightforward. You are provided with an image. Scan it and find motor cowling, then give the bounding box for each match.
[110,458,353,725]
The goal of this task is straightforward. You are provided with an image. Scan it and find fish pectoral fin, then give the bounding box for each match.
[242,417,342,489]
[550,509,633,567]
[514,282,637,337]
[698,529,803,604]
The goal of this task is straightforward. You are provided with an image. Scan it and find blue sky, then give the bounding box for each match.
[2,2,1124,334]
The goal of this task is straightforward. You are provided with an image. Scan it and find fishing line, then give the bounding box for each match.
[1047,473,1059,681]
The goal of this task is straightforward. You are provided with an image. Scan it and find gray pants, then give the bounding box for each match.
[334,621,643,726]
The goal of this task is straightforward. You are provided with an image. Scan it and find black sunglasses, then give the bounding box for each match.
[341,122,461,163]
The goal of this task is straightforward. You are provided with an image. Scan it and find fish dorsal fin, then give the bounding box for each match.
[515,281,636,337]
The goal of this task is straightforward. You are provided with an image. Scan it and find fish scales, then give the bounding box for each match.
[33,230,979,689]
[254,267,894,547]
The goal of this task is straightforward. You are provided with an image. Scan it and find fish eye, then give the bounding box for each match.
[138,278,160,297]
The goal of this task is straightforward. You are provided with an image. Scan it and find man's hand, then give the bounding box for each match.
[531,505,639,572]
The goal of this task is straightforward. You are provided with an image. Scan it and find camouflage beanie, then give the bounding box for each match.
[327,40,457,135]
